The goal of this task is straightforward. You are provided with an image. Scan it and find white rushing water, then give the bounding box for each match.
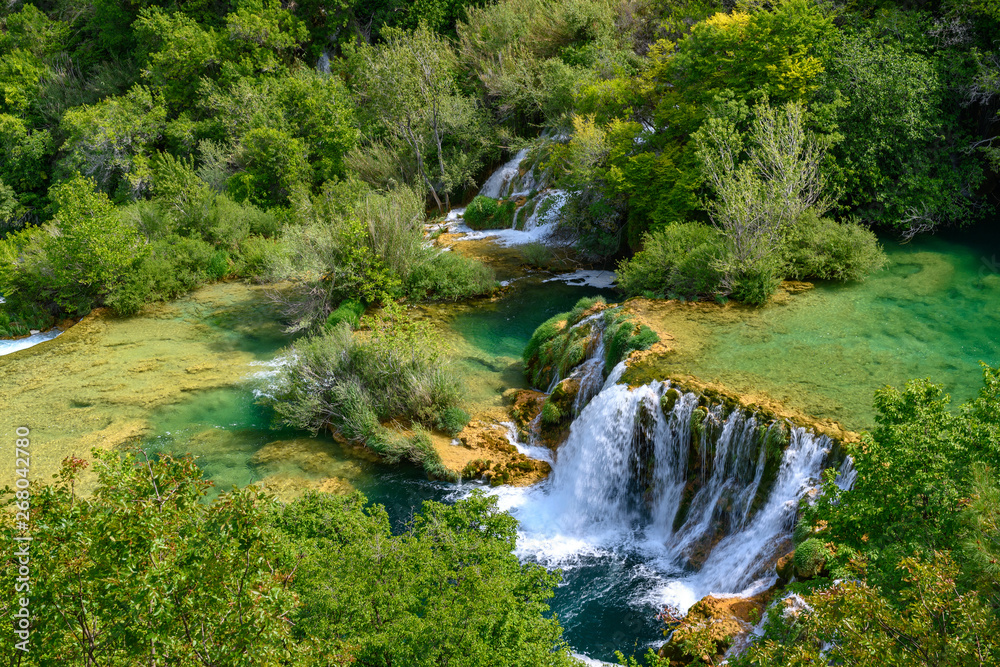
[0,328,62,356]
[494,375,835,614]
[479,148,532,199]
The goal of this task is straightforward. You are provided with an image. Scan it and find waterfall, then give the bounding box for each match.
[499,377,834,612]
[479,148,531,199]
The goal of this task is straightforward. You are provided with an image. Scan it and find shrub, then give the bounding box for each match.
[617,223,726,299]
[463,195,500,229]
[782,211,887,282]
[325,298,365,329]
[261,313,462,477]
[234,235,279,279]
[541,400,562,425]
[436,406,470,436]
[404,251,497,301]
[207,250,230,279]
[520,242,553,267]
[730,267,780,306]
[794,538,833,579]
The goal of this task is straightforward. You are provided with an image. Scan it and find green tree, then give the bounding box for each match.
[272,490,578,667]
[0,175,147,316]
[0,450,308,665]
[354,24,486,210]
[823,19,984,233]
[736,553,1000,667]
[58,86,167,200]
[805,365,1000,591]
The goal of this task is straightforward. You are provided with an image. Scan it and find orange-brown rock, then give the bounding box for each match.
[431,416,551,486]
[658,592,772,665]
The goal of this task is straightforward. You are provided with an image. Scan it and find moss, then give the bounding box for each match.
[661,388,681,414]
[690,407,709,437]
[603,310,659,369]
[794,538,832,579]
[541,400,562,425]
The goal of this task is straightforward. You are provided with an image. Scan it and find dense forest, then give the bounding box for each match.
[1,0,999,664]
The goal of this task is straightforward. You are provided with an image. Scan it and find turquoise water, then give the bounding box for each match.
[663,225,1000,430]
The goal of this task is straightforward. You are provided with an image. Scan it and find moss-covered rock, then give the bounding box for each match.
[793,538,832,579]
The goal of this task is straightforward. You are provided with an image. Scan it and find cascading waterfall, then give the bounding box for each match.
[439,146,570,246]
[499,369,839,614]
[479,148,531,199]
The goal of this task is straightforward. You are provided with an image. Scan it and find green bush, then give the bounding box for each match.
[404,251,497,302]
[262,315,462,477]
[207,250,230,279]
[325,298,365,329]
[782,211,887,282]
[463,195,500,230]
[730,267,780,306]
[234,235,278,279]
[436,406,470,436]
[794,538,833,579]
[541,400,562,425]
[520,242,553,267]
[617,223,726,299]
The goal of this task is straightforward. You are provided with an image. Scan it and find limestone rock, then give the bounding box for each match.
[658,593,770,665]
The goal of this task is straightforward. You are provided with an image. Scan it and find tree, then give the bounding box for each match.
[736,553,1000,667]
[357,25,486,209]
[272,490,579,667]
[0,450,306,665]
[58,86,167,200]
[694,98,831,303]
[0,175,147,316]
[823,21,984,233]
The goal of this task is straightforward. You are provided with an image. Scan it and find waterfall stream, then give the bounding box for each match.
[494,370,836,616]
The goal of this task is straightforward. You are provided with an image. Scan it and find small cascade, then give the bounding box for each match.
[479,148,531,199]
[440,144,570,246]
[502,376,837,612]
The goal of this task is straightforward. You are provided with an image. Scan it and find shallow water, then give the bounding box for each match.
[645,227,1000,430]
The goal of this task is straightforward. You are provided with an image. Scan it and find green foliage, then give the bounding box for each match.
[736,553,1000,666]
[781,211,886,281]
[463,194,501,230]
[793,538,832,579]
[404,250,497,302]
[541,399,563,425]
[271,490,576,666]
[0,450,305,664]
[823,19,984,232]
[261,310,464,475]
[58,86,167,200]
[325,298,365,330]
[603,310,659,369]
[0,453,574,664]
[520,241,554,267]
[436,406,471,436]
[0,175,147,317]
[802,366,1000,592]
[617,223,725,299]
